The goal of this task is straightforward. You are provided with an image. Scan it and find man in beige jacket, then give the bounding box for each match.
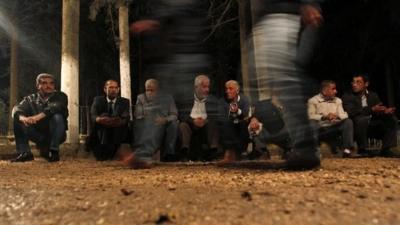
[308,80,354,157]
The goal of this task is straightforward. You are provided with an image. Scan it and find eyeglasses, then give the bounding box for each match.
[351,81,364,85]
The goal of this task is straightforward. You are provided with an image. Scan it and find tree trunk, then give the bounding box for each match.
[118,1,132,119]
[61,0,80,144]
[8,22,18,137]
[238,0,251,100]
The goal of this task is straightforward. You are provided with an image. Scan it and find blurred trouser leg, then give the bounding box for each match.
[252,14,319,168]
[134,120,160,161]
[163,120,179,156]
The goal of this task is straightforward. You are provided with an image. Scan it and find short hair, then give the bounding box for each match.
[145,78,159,89]
[36,73,55,85]
[104,79,119,88]
[353,73,369,83]
[194,74,210,87]
[225,80,240,91]
[320,80,336,91]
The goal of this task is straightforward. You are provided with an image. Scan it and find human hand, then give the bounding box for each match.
[154,116,167,126]
[327,113,338,121]
[19,115,33,126]
[193,117,206,128]
[30,113,46,124]
[229,102,238,113]
[249,118,260,131]
[300,5,323,28]
[371,103,386,113]
[130,20,160,34]
[96,116,112,126]
[384,107,396,114]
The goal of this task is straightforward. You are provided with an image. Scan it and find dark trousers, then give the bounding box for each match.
[353,115,398,150]
[311,119,354,151]
[179,120,219,160]
[218,120,249,154]
[14,114,66,154]
[93,144,120,161]
[92,124,128,161]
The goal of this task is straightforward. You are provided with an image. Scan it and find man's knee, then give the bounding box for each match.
[179,122,191,133]
[167,120,179,130]
[341,118,353,130]
[50,113,65,124]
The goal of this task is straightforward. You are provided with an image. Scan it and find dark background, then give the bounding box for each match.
[0,0,399,129]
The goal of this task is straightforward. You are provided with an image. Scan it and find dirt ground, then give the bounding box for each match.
[1,146,400,225]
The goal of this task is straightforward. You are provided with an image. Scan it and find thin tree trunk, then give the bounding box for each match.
[238,0,251,100]
[61,0,80,144]
[118,0,132,119]
[8,23,18,137]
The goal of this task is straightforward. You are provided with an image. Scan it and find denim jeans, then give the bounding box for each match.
[14,114,66,153]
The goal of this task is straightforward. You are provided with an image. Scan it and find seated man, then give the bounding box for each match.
[177,74,219,161]
[217,80,251,163]
[308,80,354,157]
[342,74,398,157]
[11,73,68,162]
[131,79,179,165]
[248,99,292,160]
[90,79,130,161]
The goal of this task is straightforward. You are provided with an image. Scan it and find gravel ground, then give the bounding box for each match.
[1,146,400,225]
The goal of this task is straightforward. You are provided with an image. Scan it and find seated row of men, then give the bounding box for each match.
[10,73,398,167]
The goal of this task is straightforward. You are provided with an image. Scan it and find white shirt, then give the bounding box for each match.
[190,95,207,119]
[361,90,369,107]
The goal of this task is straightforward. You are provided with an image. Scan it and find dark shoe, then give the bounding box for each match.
[380,148,400,158]
[162,154,179,162]
[248,148,271,160]
[286,150,321,170]
[180,147,190,162]
[203,148,218,161]
[48,150,60,162]
[356,149,370,157]
[37,145,50,159]
[342,149,352,158]
[11,152,34,163]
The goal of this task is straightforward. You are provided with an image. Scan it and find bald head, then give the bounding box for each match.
[194,74,210,99]
[225,80,240,100]
[145,78,159,98]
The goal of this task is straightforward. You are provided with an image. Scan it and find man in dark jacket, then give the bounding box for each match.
[217,80,251,163]
[342,74,398,157]
[11,73,68,162]
[177,74,219,161]
[90,80,130,160]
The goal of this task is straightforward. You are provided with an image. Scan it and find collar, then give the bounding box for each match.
[37,92,54,103]
[228,94,241,103]
[316,93,336,103]
[106,97,117,103]
[194,94,207,103]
